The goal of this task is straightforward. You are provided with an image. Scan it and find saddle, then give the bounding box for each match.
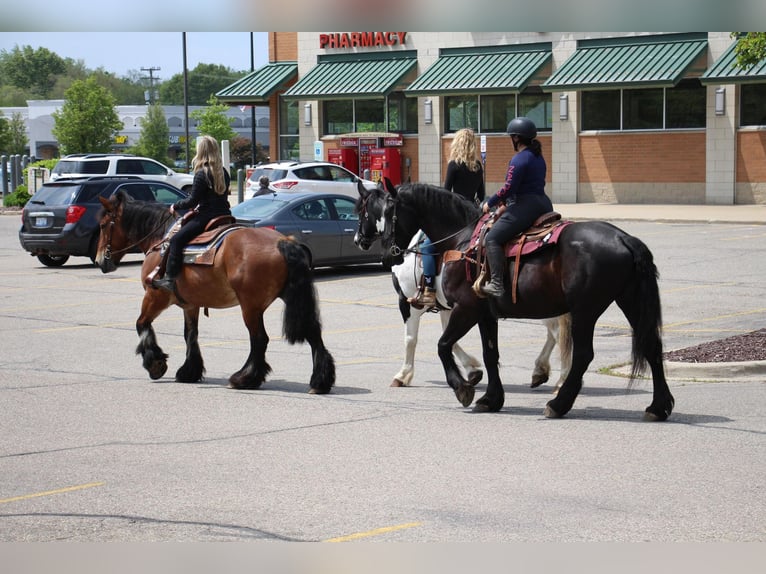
[443,209,571,303]
[144,215,243,287]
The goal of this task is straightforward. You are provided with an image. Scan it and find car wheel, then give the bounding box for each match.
[37,253,69,267]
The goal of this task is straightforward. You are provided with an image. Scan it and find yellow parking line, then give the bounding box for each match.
[0,482,105,505]
[324,521,422,542]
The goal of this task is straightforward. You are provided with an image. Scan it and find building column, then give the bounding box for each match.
[705,84,737,204]
[417,96,441,186]
[551,90,578,204]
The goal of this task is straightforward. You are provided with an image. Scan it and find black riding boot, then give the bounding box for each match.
[481,241,506,297]
[153,251,181,292]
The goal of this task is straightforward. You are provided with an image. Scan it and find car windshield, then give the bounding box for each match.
[26,184,81,205]
[231,196,288,219]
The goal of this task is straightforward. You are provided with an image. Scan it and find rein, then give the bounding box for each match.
[103,211,174,260]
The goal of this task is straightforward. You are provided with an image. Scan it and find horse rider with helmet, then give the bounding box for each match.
[481,116,553,298]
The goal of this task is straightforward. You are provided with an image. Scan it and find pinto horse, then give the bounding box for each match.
[95,189,335,393]
[355,180,674,421]
[391,232,572,390]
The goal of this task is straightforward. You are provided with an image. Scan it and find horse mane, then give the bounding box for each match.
[115,190,176,243]
[399,182,481,227]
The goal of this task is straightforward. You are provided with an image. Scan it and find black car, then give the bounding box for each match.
[19,176,188,267]
[231,190,388,269]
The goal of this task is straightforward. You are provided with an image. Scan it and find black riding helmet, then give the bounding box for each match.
[506,116,537,141]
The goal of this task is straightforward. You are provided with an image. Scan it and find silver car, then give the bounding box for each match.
[231,190,388,269]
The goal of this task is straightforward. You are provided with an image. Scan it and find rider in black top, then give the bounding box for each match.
[153,135,232,293]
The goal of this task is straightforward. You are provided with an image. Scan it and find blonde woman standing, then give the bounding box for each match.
[412,128,485,308]
[154,135,232,292]
[444,127,485,205]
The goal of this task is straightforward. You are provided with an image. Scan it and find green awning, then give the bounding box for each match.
[405,45,551,96]
[542,34,708,92]
[215,62,298,103]
[701,39,766,84]
[282,53,417,100]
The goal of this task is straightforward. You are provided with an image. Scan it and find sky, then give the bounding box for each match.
[0,32,269,78]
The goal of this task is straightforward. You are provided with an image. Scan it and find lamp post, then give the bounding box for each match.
[250,32,257,166]
[182,32,190,171]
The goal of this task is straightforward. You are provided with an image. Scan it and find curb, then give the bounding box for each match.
[613,360,766,381]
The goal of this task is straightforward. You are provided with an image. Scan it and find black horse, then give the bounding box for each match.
[354,179,674,421]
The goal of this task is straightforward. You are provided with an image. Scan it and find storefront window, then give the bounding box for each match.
[623,88,663,130]
[279,99,300,161]
[582,90,621,130]
[387,93,418,133]
[666,79,705,128]
[518,90,552,131]
[741,83,766,126]
[324,100,354,134]
[582,81,705,131]
[480,95,514,133]
[445,96,479,132]
[355,99,386,132]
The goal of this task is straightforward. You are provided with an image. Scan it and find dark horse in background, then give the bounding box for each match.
[355,179,674,421]
[95,189,335,393]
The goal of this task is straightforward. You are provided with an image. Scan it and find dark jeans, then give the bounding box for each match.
[485,193,553,246]
[165,216,209,277]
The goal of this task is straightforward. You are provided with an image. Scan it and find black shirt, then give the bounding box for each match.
[444,160,485,204]
[174,167,231,220]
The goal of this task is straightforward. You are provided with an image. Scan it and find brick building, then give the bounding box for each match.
[217,32,766,205]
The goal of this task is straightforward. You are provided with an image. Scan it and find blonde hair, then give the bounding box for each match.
[192,135,227,195]
[449,128,480,172]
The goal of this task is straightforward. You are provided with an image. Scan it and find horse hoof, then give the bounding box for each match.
[543,405,562,418]
[530,374,549,388]
[456,384,475,408]
[642,408,670,422]
[467,370,483,386]
[391,379,405,387]
[148,360,168,380]
[472,402,491,413]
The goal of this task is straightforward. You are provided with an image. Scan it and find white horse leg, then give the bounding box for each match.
[440,309,483,386]
[392,306,425,387]
[531,317,558,388]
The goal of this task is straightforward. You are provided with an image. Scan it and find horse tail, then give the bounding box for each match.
[619,234,664,383]
[277,238,321,344]
[277,237,335,392]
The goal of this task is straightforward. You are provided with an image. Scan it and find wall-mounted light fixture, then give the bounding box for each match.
[304,103,312,126]
[559,93,569,121]
[715,87,726,116]
[424,98,433,125]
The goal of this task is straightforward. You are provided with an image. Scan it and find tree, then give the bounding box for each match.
[733,32,766,70]
[0,113,9,153]
[191,96,237,143]
[0,45,66,98]
[159,63,246,106]
[132,103,171,165]
[7,112,28,155]
[52,77,123,154]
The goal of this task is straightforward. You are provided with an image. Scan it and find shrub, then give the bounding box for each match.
[4,184,30,207]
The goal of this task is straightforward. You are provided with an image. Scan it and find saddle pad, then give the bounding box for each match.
[180,225,246,266]
[506,220,572,258]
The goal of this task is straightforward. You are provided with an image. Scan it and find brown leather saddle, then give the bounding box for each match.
[145,215,243,287]
[443,209,572,303]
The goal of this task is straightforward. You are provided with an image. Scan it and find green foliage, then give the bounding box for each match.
[7,112,28,155]
[3,184,30,207]
[732,32,766,70]
[191,96,237,143]
[0,112,8,153]
[31,158,59,171]
[0,45,66,98]
[159,63,246,105]
[51,77,123,154]
[132,103,172,165]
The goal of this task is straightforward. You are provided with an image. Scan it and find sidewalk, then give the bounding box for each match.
[554,202,766,225]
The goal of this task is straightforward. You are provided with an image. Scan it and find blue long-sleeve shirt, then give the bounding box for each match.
[486,148,546,209]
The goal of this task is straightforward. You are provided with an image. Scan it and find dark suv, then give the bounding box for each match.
[19,176,188,267]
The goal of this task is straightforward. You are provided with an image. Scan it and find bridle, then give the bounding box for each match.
[101,209,172,261]
[359,192,477,257]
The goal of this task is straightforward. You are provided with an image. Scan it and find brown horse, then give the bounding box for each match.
[95,189,335,393]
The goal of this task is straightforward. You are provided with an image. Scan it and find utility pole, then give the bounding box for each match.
[141,66,161,104]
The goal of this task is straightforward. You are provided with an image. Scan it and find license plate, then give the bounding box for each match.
[35,217,48,227]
